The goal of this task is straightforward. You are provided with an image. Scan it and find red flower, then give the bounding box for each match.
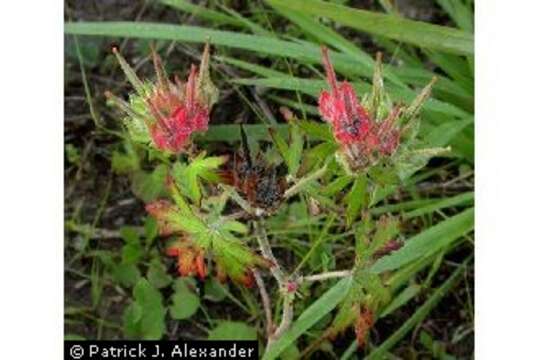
[108,43,218,154]
[319,47,372,145]
[318,47,403,172]
[146,64,210,153]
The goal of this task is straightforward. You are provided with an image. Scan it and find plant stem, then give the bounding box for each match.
[300,270,352,283]
[253,268,274,337]
[254,219,292,346]
[283,164,328,199]
[254,220,286,285]
[268,292,294,345]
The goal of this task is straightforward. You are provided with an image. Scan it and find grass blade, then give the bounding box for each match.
[262,277,352,360]
[64,22,375,79]
[366,256,470,358]
[371,208,474,273]
[266,0,474,56]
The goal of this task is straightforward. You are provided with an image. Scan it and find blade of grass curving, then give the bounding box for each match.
[262,277,352,360]
[216,56,285,78]
[365,256,470,359]
[371,208,474,273]
[436,0,474,33]
[65,21,467,100]
[267,95,319,116]
[403,192,474,219]
[159,0,244,27]
[423,117,473,148]
[216,4,271,36]
[379,283,422,318]
[201,124,288,143]
[65,22,377,80]
[265,0,474,56]
[231,77,470,119]
[73,35,101,128]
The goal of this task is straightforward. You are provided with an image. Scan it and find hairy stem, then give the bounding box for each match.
[299,270,352,283]
[253,269,274,338]
[254,220,286,285]
[268,292,294,345]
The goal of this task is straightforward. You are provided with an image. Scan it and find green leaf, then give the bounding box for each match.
[322,175,354,196]
[147,258,172,289]
[123,278,166,339]
[144,217,159,247]
[131,165,167,203]
[380,283,421,318]
[169,279,200,320]
[220,220,248,234]
[266,0,474,56]
[204,278,228,302]
[172,155,227,204]
[160,0,244,27]
[287,122,304,176]
[120,227,140,244]
[123,302,143,338]
[371,208,473,273]
[345,176,367,227]
[65,144,80,165]
[122,242,143,265]
[263,277,352,360]
[207,321,257,340]
[403,192,474,219]
[111,142,139,174]
[64,21,387,81]
[112,263,141,287]
[395,147,450,181]
[423,118,473,148]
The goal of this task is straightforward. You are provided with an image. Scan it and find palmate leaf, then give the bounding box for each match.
[149,178,269,285]
[171,154,228,205]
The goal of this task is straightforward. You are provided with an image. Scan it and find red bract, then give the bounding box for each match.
[108,43,218,154]
[319,47,372,145]
[146,64,209,153]
[318,47,403,171]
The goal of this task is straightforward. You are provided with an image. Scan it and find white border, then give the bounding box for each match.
[1,0,540,358]
[476,0,540,358]
[0,0,63,358]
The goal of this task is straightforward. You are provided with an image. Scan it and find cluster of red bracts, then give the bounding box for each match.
[146,63,210,153]
[318,47,401,171]
[108,44,216,154]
